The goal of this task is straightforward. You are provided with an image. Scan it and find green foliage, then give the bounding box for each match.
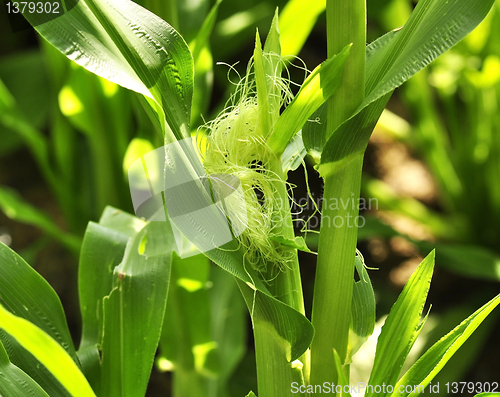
[367,251,434,396]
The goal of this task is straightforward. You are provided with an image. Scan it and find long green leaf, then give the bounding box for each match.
[0,242,76,359]
[0,242,78,395]
[308,0,495,167]
[77,221,139,390]
[0,340,49,397]
[77,207,148,391]
[99,220,174,396]
[79,209,145,352]
[349,253,376,361]
[22,0,194,141]
[392,293,500,397]
[367,251,435,397]
[333,349,352,397]
[363,0,495,108]
[208,265,247,396]
[237,280,311,397]
[0,332,72,396]
[0,304,95,397]
[317,93,391,175]
[266,44,351,155]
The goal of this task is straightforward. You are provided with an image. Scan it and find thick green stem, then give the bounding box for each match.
[250,154,309,397]
[310,0,366,388]
[310,156,363,385]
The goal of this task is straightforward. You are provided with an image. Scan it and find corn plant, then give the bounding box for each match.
[1,0,500,396]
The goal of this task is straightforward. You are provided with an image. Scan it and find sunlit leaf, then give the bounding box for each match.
[392,293,500,397]
[22,0,194,141]
[367,251,435,397]
[0,304,95,397]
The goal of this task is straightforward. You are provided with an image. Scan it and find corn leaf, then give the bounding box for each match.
[363,0,495,109]
[317,93,391,175]
[0,331,71,396]
[366,251,435,397]
[0,340,49,397]
[0,242,81,395]
[254,32,272,140]
[22,0,194,141]
[99,220,174,396]
[267,44,351,155]
[263,9,282,128]
[281,131,307,173]
[350,254,376,354]
[208,265,247,395]
[0,304,95,397]
[79,208,145,358]
[306,0,495,168]
[77,214,143,390]
[392,293,500,397]
[333,349,352,397]
[237,280,312,395]
[0,242,76,359]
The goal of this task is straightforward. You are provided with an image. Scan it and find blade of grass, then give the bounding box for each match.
[392,293,500,397]
[367,251,435,397]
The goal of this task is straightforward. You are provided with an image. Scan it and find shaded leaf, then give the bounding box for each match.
[0,242,76,359]
[0,340,49,397]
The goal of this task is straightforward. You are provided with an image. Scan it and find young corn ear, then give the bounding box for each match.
[200,31,295,274]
